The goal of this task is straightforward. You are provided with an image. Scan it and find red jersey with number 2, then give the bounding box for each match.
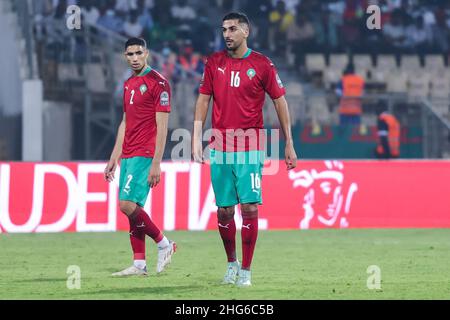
[122,67,171,158]
[199,49,286,151]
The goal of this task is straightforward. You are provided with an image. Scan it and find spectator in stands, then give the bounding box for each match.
[152,0,173,18]
[97,5,124,34]
[405,16,432,52]
[326,1,345,49]
[342,0,365,21]
[287,13,316,67]
[420,8,435,26]
[269,0,294,53]
[123,10,143,38]
[283,0,300,13]
[383,9,408,52]
[146,10,177,50]
[161,50,178,83]
[447,4,450,29]
[173,39,204,128]
[33,0,54,41]
[137,0,154,33]
[335,63,365,126]
[53,0,69,20]
[340,0,366,51]
[176,39,204,80]
[341,17,363,51]
[171,0,197,39]
[115,0,137,14]
[299,0,326,47]
[376,107,400,159]
[171,0,197,21]
[431,8,450,53]
[33,0,55,18]
[191,9,216,55]
[244,0,272,49]
[81,0,100,25]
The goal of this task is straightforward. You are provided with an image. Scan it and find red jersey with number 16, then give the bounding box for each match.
[122,67,171,159]
[199,49,286,151]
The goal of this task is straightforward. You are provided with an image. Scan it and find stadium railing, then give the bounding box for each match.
[421,99,450,158]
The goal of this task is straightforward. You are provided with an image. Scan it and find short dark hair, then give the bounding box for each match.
[125,37,147,50]
[222,12,250,27]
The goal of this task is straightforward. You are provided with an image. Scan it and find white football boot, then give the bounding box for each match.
[236,269,252,287]
[222,260,240,285]
[156,240,177,273]
[111,265,148,277]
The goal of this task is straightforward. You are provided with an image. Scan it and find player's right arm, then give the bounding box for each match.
[192,93,211,163]
[104,113,126,182]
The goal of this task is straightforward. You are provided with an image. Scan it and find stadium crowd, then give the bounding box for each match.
[28,0,450,126]
[32,0,450,65]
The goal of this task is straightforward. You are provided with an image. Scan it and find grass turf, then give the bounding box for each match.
[0,229,449,299]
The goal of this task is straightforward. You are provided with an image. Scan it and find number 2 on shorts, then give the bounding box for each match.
[124,174,133,194]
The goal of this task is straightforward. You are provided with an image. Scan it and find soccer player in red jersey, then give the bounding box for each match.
[104,38,176,276]
[192,13,298,286]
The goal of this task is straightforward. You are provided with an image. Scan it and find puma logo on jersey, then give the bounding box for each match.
[159,81,165,86]
[217,67,226,74]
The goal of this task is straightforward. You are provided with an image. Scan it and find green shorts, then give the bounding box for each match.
[119,156,153,207]
[210,149,264,207]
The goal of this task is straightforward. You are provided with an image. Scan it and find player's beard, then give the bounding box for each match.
[226,39,242,52]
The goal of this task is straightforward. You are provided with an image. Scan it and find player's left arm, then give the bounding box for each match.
[273,96,297,170]
[148,112,169,188]
[262,58,298,170]
[148,80,171,188]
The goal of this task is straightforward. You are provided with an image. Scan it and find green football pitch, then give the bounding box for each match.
[1,229,449,300]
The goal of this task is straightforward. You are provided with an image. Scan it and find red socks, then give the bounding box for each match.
[129,226,146,260]
[241,217,258,270]
[129,206,164,244]
[218,218,237,262]
[218,211,259,269]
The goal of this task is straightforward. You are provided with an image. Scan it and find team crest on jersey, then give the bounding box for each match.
[276,73,284,88]
[139,84,148,95]
[160,91,169,106]
[247,68,256,80]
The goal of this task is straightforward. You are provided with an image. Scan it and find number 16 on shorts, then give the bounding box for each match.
[250,173,261,194]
